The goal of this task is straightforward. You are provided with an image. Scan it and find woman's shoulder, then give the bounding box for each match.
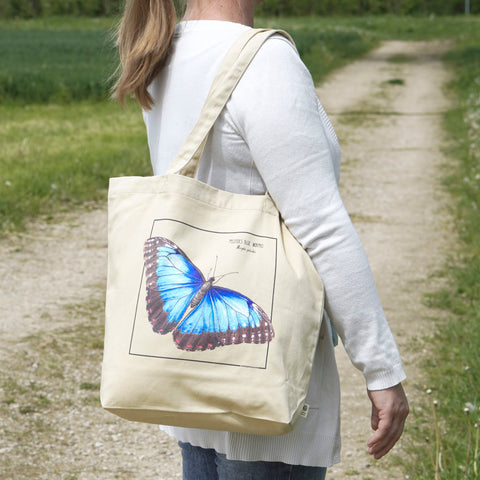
[256,30,302,63]
[239,29,313,91]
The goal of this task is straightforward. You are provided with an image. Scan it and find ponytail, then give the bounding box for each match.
[112,0,179,110]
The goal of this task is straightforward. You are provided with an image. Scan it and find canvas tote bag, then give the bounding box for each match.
[101,28,324,436]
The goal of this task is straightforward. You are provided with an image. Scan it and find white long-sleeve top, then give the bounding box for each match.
[142,20,406,467]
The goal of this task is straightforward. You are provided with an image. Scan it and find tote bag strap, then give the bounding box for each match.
[166,28,293,178]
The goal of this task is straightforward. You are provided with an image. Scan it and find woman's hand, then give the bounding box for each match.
[366,383,409,459]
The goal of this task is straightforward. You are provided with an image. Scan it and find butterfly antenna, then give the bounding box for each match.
[209,256,239,283]
[206,255,219,279]
[214,271,239,284]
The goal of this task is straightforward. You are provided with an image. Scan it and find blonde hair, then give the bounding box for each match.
[112,0,182,109]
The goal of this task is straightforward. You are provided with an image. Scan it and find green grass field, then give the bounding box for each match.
[0,14,479,478]
[0,29,116,103]
[0,15,378,234]
[0,17,118,103]
[0,100,150,232]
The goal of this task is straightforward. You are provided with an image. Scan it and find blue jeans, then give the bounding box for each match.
[179,441,327,480]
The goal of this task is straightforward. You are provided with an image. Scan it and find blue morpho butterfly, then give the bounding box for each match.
[143,237,274,352]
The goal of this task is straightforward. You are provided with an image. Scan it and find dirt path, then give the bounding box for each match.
[318,40,452,479]
[0,41,452,479]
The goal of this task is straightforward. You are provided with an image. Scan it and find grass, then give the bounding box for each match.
[385,78,406,85]
[0,15,116,30]
[0,20,118,103]
[0,16,377,102]
[0,100,150,233]
[1,15,475,233]
[0,15,378,235]
[258,14,480,41]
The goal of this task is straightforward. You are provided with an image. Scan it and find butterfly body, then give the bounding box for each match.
[143,236,274,352]
[190,277,215,309]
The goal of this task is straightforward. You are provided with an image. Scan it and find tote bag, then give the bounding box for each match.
[101,29,324,436]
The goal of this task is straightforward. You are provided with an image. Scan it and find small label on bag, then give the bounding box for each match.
[228,237,264,254]
[300,403,310,419]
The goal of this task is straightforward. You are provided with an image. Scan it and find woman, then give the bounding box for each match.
[113,0,409,478]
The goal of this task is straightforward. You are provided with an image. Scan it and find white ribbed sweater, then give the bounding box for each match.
[142,20,406,467]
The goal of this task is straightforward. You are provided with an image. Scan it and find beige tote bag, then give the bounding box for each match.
[101,29,324,436]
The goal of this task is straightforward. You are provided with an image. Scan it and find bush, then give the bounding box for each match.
[255,0,477,16]
[0,0,122,18]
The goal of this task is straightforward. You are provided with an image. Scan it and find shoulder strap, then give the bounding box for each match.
[166,28,293,177]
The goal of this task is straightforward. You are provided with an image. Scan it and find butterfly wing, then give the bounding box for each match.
[144,237,204,334]
[173,286,274,351]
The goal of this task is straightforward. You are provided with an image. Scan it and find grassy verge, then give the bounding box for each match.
[0,100,149,234]
[405,32,480,480]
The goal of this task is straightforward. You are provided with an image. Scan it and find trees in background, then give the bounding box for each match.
[0,0,121,18]
[257,0,475,15]
[0,0,476,18]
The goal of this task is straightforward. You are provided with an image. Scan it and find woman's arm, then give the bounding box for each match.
[229,35,406,391]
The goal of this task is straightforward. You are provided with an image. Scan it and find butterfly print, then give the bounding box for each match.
[143,237,274,352]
